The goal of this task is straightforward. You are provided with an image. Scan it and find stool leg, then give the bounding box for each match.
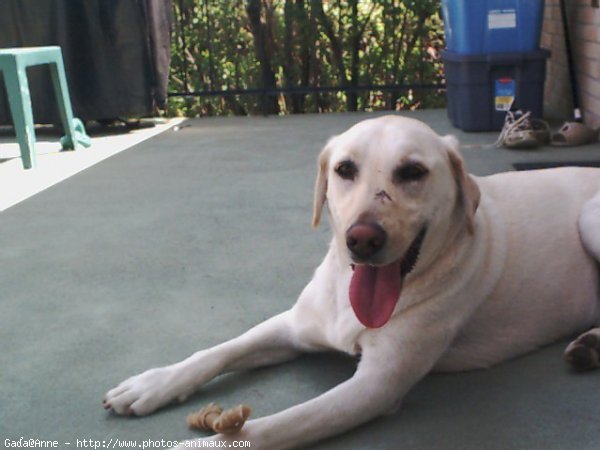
[48,55,77,149]
[3,62,36,169]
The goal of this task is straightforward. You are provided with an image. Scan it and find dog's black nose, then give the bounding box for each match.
[346,222,387,260]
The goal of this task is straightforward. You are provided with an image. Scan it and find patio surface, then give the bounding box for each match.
[0,118,185,211]
[1,110,600,449]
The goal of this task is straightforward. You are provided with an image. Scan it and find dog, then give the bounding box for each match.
[103,115,600,449]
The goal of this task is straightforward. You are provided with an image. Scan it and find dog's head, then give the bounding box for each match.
[312,116,480,328]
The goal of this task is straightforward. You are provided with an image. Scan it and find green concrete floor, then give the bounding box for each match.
[1,110,600,449]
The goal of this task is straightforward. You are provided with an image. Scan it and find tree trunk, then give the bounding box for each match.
[314,1,349,95]
[296,0,309,112]
[309,0,323,112]
[283,0,304,113]
[348,0,359,111]
[246,0,279,115]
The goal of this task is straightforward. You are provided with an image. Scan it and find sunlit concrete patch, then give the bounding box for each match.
[0,117,185,212]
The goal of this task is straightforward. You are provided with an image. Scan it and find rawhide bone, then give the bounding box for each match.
[187,403,251,434]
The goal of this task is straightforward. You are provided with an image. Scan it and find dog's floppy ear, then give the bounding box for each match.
[312,143,332,228]
[444,135,480,235]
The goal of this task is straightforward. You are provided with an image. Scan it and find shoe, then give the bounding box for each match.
[495,110,550,149]
[551,121,599,146]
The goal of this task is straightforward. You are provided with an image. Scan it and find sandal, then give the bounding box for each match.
[495,110,550,149]
[551,121,599,146]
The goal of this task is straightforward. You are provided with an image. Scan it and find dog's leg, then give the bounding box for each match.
[103,311,303,416]
[565,189,600,370]
[169,314,463,450]
[564,328,600,371]
[578,190,600,262]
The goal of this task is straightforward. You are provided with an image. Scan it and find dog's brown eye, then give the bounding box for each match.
[335,160,358,181]
[394,163,429,183]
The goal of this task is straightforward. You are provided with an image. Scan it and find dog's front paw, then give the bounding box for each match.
[103,366,191,416]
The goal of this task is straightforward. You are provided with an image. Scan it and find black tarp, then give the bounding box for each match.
[0,0,171,124]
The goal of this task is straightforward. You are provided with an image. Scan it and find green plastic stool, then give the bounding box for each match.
[0,46,91,169]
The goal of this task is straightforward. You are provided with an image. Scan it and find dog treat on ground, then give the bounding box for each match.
[187,403,252,434]
[187,403,222,431]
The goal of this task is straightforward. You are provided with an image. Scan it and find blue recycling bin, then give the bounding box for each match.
[442,0,545,54]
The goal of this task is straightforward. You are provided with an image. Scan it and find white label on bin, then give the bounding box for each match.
[488,9,517,29]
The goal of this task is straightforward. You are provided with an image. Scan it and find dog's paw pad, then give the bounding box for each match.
[564,330,600,371]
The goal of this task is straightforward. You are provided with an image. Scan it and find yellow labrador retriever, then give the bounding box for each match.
[104,116,600,449]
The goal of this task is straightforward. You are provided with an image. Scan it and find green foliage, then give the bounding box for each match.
[168,0,445,116]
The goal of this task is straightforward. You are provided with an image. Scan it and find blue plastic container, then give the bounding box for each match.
[442,0,545,54]
[442,49,550,131]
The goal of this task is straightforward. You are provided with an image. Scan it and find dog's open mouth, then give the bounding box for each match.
[349,226,427,329]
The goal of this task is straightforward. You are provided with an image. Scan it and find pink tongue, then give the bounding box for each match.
[349,261,403,328]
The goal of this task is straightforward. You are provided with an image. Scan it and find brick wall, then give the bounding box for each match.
[541,0,600,127]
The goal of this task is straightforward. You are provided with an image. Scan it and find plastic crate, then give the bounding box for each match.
[442,49,550,132]
[442,0,544,54]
